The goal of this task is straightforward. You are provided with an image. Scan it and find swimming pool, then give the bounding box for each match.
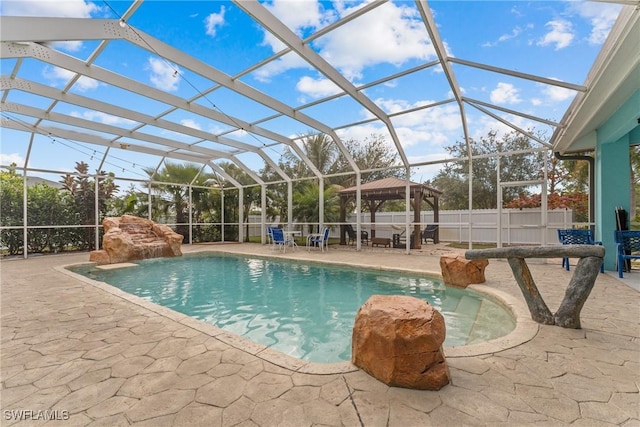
[70,252,515,363]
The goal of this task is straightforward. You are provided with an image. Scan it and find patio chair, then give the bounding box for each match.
[307,227,330,252]
[360,230,369,246]
[614,230,640,278]
[345,224,368,246]
[270,227,295,253]
[557,229,604,273]
[421,224,439,244]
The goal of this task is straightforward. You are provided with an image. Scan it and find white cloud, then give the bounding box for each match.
[147,57,180,92]
[490,82,521,105]
[537,19,574,50]
[296,76,342,99]
[180,119,201,130]
[1,0,101,18]
[42,66,99,91]
[541,84,575,102]
[263,0,326,37]
[483,26,524,48]
[253,52,310,83]
[205,6,226,37]
[255,1,434,81]
[470,113,537,143]
[47,41,84,52]
[570,2,621,45]
[70,111,136,126]
[314,2,435,80]
[337,98,461,151]
[0,153,25,166]
[377,98,461,133]
[408,153,451,181]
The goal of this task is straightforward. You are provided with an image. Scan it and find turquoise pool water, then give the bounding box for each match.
[71,253,515,363]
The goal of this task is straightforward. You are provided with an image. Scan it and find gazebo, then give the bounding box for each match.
[338,177,442,249]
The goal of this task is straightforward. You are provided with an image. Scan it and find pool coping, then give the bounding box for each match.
[56,253,538,374]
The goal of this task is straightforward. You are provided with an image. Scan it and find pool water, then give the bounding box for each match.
[71,253,515,363]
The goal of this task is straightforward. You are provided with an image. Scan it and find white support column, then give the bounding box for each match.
[22,170,28,259]
[188,185,193,245]
[261,185,267,244]
[542,155,549,245]
[356,172,362,251]
[221,190,225,242]
[94,174,99,251]
[497,155,502,248]
[287,181,293,229]
[319,179,324,231]
[468,156,474,249]
[147,182,152,220]
[238,187,244,243]
[405,171,411,254]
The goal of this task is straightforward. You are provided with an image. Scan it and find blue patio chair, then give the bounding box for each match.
[307,227,330,252]
[614,230,640,278]
[270,227,295,252]
[557,229,604,273]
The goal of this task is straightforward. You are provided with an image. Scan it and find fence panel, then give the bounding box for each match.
[248,208,574,245]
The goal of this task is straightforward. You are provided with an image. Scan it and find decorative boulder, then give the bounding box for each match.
[352,295,450,390]
[89,215,183,265]
[439,255,488,288]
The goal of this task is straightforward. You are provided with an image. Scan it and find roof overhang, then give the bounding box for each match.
[552,5,640,154]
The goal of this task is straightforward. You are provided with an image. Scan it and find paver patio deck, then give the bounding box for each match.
[1,243,638,426]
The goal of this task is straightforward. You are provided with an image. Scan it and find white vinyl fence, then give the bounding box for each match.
[248,208,575,246]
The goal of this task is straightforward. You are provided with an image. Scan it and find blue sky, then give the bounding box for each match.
[0,0,623,185]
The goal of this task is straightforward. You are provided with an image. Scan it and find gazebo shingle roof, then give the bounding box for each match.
[339,177,442,201]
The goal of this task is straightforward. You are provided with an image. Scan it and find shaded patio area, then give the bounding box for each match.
[1,244,638,426]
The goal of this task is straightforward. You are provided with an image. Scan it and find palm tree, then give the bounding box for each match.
[293,182,341,233]
[144,162,214,237]
[218,162,262,242]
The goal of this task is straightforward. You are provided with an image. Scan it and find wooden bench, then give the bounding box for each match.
[371,237,391,248]
[466,245,604,329]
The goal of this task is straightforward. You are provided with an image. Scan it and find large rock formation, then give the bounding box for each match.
[439,255,488,288]
[89,215,183,265]
[352,295,450,390]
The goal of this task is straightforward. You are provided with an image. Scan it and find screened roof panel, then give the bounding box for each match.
[191,86,284,125]
[1,0,638,185]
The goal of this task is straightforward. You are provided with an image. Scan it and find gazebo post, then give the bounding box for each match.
[413,190,421,249]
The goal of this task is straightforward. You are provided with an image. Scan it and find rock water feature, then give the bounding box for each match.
[352,295,450,390]
[89,215,183,265]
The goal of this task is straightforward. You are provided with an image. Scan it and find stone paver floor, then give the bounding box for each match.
[1,243,638,426]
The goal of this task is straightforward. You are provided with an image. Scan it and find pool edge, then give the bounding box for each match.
[56,257,538,374]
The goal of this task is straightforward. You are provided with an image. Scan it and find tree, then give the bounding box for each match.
[263,133,404,222]
[292,183,341,233]
[218,162,262,242]
[143,162,213,238]
[429,130,545,210]
[61,161,118,250]
[504,192,589,222]
[0,166,24,254]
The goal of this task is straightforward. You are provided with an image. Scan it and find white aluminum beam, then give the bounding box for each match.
[234,0,388,170]
[2,101,233,159]
[0,75,259,155]
[1,120,217,166]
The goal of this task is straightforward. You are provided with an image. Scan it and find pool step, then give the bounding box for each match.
[455,295,482,343]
